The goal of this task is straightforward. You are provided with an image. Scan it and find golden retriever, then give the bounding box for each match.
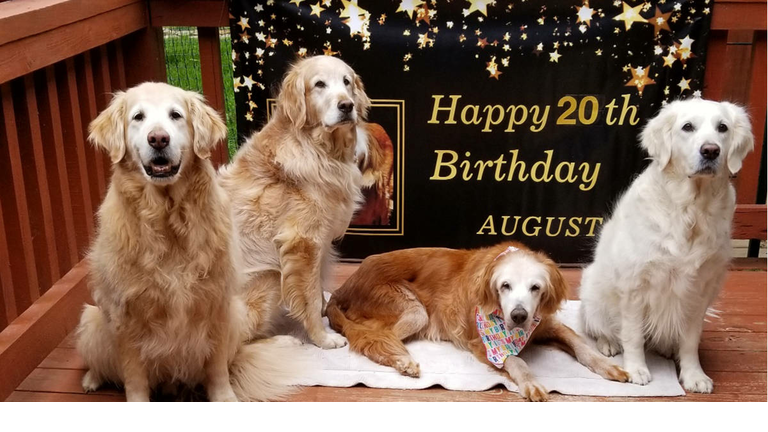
[327,242,629,401]
[579,99,754,392]
[76,82,304,402]
[353,122,395,226]
[219,56,370,349]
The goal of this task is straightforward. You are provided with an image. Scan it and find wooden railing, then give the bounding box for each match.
[0,0,764,401]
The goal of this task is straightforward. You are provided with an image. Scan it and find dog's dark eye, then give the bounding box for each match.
[133,112,144,122]
[170,110,183,120]
[315,80,326,88]
[501,282,510,290]
[343,77,350,86]
[682,122,694,132]
[717,123,728,133]
[531,284,541,292]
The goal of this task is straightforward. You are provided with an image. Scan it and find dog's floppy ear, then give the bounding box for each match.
[277,64,307,129]
[88,91,127,163]
[187,92,227,159]
[353,74,371,121]
[539,256,568,316]
[721,102,754,174]
[640,103,677,170]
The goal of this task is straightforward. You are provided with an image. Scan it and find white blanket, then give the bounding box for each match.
[275,298,685,397]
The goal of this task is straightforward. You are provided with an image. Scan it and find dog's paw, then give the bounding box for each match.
[626,365,652,385]
[315,331,348,349]
[597,336,622,357]
[394,357,420,378]
[680,370,713,393]
[603,364,631,383]
[82,370,102,392]
[518,381,549,402]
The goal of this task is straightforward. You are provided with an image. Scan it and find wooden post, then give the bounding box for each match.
[198,26,229,167]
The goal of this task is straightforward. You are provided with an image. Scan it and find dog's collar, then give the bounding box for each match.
[494,246,519,261]
[475,307,540,368]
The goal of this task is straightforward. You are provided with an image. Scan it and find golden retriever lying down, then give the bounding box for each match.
[327,242,629,401]
[219,56,370,349]
[76,83,304,402]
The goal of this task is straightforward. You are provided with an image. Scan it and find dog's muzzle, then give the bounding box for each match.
[144,156,181,178]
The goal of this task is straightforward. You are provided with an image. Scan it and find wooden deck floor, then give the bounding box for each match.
[6,262,766,402]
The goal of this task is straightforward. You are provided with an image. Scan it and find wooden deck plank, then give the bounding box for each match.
[10,265,767,402]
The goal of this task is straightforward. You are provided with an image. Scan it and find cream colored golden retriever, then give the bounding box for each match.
[76,82,304,402]
[327,242,629,401]
[580,99,754,392]
[219,56,370,349]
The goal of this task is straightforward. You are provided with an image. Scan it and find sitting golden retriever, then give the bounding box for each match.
[76,82,303,402]
[219,56,370,349]
[327,242,629,401]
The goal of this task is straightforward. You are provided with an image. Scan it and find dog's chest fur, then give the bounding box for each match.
[90,171,234,378]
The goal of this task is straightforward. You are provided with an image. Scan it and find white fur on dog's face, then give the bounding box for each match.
[641,99,754,177]
[88,82,227,185]
[125,85,192,184]
[278,56,371,131]
[490,253,548,331]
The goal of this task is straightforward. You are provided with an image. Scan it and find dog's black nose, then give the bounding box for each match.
[700,144,720,161]
[148,129,170,150]
[338,100,354,114]
[510,307,528,325]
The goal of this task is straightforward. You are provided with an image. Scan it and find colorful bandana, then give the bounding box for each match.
[475,307,540,368]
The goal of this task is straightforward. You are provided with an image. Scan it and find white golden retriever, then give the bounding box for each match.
[219,56,370,349]
[579,98,754,393]
[77,82,305,401]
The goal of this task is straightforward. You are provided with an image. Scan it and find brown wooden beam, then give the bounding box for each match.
[0,260,91,401]
[0,2,148,84]
[712,2,767,31]
[149,0,230,28]
[733,204,767,240]
[198,26,229,166]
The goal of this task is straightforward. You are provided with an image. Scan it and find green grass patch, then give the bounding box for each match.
[164,27,238,157]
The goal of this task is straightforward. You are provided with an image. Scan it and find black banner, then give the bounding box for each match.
[228,0,711,262]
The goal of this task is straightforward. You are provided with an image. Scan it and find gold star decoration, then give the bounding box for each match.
[595,49,602,56]
[417,32,434,49]
[678,77,691,93]
[233,77,242,92]
[576,2,596,27]
[549,50,561,63]
[625,65,656,96]
[662,52,676,67]
[378,14,387,25]
[242,75,255,90]
[477,37,488,48]
[323,42,338,56]
[264,35,276,48]
[340,0,368,18]
[649,7,671,36]
[289,0,304,7]
[397,0,425,19]
[310,2,325,17]
[237,17,250,31]
[613,2,647,31]
[486,56,502,79]
[466,0,495,17]
[415,3,431,25]
[239,32,250,44]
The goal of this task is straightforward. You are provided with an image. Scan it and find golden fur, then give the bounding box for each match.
[76,82,305,402]
[219,56,371,349]
[327,242,629,401]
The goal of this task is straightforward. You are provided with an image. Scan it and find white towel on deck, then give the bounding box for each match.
[273,297,685,397]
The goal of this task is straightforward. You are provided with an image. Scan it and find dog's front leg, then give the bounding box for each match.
[119,342,150,402]
[467,339,547,401]
[205,323,238,402]
[620,291,651,385]
[677,310,712,393]
[279,236,347,349]
[539,321,629,382]
[503,356,549,401]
